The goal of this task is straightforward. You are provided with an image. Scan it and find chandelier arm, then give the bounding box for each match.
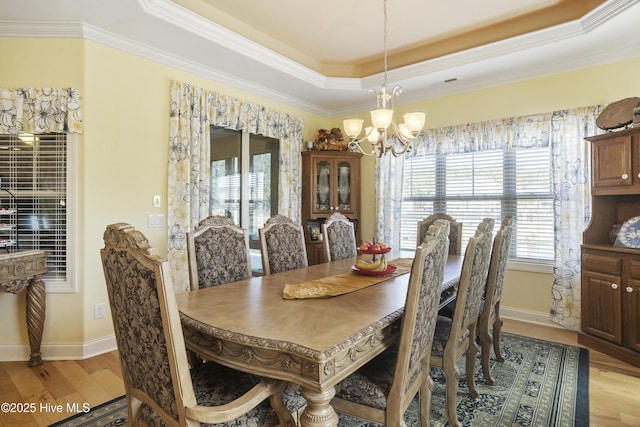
[347,140,374,156]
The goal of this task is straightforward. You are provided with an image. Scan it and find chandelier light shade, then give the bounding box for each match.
[343,0,426,158]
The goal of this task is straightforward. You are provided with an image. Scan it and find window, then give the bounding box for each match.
[401,146,553,263]
[0,133,72,287]
[210,126,279,272]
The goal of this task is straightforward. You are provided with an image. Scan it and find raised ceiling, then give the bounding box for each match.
[1,0,639,116]
[181,0,602,78]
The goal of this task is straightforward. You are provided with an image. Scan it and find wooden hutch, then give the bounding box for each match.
[301,150,362,265]
[580,127,640,367]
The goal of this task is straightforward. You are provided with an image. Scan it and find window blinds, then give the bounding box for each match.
[401,146,554,262]
[0,134,67,280]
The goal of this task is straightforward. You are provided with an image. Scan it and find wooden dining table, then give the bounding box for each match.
[176,254,462,427]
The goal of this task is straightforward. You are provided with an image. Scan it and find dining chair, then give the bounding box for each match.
[187,215,251,290]
[430,218,494,427]
[100,223,297,427]
[321,212,357,262]
[259,214,308,275]
[478,215,513,384]
[417,213,463,255]
[330,219,451,426]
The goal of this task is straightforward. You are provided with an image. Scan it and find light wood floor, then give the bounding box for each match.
[1,319,639,426]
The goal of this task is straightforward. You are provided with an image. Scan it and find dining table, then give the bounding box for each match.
[176,253,462,427]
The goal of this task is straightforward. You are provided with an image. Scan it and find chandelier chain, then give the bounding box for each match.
[383,0,388,87]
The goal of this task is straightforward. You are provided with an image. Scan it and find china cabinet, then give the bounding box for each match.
[301,151,361,265]
[579,127,640,367]
[0,190,18,252]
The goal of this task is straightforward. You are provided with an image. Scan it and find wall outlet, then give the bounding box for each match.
[94,302,106,319]
[148,214,166,228]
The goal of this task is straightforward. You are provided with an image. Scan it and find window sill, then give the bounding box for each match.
[507,260,553,274]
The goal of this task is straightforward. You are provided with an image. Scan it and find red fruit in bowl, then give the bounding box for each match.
[359,241,371,251]
[369,243,381,252]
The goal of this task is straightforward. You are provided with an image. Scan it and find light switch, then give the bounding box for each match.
[153,195,161,208]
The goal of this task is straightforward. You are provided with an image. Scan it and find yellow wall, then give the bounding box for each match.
[337,57,640,317]
[1,34,639,353]
[0,37,328,351]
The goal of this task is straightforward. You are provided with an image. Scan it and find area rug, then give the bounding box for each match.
[49,333,588,427]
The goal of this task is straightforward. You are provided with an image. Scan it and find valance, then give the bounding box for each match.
[411,110,588,155]
[0,87,83,134]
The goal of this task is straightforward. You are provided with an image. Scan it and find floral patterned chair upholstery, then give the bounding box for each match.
[478,215,513,384]
[100,223,297,427]
[330,220,451,426]
[430,218,493,427]
[417,213,463,255]
[187,215,251,290]
[321,212,357,262]
[259,215,308,275]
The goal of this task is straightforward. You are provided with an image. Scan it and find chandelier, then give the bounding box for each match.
[343,0,426,158]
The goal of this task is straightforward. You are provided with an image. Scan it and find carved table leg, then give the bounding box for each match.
[26,275,46,367]
[300,386,338,427]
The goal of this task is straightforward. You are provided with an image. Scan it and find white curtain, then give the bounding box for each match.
[167,81,304,291]
[377,105,603,328]
[375,149,405,252]
[549,106,603,329]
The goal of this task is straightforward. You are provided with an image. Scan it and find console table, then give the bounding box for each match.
[0,250,48,366]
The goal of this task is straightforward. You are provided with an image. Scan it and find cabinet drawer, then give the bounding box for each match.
[626,260,640,278]
[582,253,622,275]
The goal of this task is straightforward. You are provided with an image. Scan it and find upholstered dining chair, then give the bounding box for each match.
[101,223,297,427]
[417,213,463,255]
[478,215,513,384]
[187,215,251,290]
[330,219,451,426]
[259,214,308,275]
[430,218,494,427]
[322,212,357,262]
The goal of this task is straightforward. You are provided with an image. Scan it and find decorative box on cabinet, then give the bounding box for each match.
[301,151,362,265]
[579,127,640,367]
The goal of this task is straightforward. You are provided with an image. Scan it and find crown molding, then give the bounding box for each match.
[1,0,638,117]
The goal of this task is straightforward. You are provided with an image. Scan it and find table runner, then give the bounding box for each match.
[282,258,413,299]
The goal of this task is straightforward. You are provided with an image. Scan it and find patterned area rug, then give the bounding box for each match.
[49,333,588,427]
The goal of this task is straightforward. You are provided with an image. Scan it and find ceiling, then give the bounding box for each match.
[1,0,639,116]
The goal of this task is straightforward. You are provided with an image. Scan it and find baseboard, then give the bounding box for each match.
[0,335,117,362]
[500,305,577,331]
[0,307,571,362]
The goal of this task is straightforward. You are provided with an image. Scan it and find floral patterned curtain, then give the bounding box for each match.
[168,81,303,291]
[0,87,83,134]
[377,105,602,329]
[374,144,405,252]
[549,105,603,329]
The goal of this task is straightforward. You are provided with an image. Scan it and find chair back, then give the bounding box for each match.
[322,212,357,262]
[259,214,308,275]
[390,219,450,407]
[482,216,513,325]
[447,218,494,349]
[417,213,463,254]
[101,223,195,425]
[187,215,251,290]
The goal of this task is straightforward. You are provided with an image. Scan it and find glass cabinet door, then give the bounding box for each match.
[336,160,352,210]
[315,160,331,211]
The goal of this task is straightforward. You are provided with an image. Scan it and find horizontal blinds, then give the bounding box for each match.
[401,146,553,262]
[0,134,67,280]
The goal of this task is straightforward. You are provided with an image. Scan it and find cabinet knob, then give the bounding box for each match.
[622,173,629,180]
[611,283,619,290]
[627,286,634,293]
